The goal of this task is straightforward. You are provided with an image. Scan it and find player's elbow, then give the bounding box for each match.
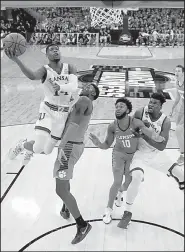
[104,140,111,149]
[28,72,38,80]
[158,142,167,151]
[29,76,36,80]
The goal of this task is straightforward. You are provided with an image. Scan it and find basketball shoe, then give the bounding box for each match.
[60,207,70,219]
[115,191,124,207]
[117,211,132,229]
[167,165,184,190]
[103,207,112,224]
[177,153,184,166]
[71,223,92,244]
[8,139,27,160]
[22,150,33,166]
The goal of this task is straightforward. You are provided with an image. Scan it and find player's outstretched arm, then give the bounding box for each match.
[5,48,46,80]
[58,96,91,149]
[89,122,115,149]
[141,117,171,151]
[59,64,78,93]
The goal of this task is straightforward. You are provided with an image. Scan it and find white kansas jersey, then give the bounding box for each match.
[43,63,73,106]
[138,106,167,152]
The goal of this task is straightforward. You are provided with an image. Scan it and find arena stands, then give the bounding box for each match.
[128,8,184,46]
[1,7,184,47]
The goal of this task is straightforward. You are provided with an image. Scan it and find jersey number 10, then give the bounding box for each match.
[122,139,131,148]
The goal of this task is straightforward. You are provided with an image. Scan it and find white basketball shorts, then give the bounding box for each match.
[35,101,70,140]
[129,149,175,175]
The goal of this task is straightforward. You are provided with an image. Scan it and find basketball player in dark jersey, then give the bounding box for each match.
[53,83,100,244]
[89,98,143,224]
[116,93,184,229]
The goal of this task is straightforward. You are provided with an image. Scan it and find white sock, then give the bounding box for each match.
[117,191,123,198]
[106,207,113,214]
[125,202,133,212]
[24,149,33,154]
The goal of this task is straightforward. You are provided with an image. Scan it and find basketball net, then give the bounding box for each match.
[90,7,123,27]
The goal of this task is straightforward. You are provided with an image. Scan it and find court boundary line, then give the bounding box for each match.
[18,218,184,252]
[6,172,18,175]
[147,46,153,58]
[0,165,25,204]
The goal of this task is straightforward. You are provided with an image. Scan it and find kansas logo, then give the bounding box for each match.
[49,75,69,83]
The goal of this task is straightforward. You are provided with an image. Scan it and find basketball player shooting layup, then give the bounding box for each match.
[89,97,147,224]
[5,44,79,166]
[115,92,184,229]
[53,83,100,244]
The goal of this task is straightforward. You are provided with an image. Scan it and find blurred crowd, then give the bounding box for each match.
[128,8,184,46]
[1,8,36,40]
[1,7,184,46]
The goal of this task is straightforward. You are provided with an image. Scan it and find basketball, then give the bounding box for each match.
[3,33,26,57]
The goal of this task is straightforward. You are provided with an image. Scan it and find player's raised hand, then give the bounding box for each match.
[58,148,67,165]
[89,133,101,147]
[4,48,18,61]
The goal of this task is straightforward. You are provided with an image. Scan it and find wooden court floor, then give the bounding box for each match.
[1,45,184,251]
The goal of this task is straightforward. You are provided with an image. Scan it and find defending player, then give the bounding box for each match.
[89,98,143,224]
[54,83,100,244]
[5,44,79,165]
[170,65,184,165]
[116,92,184,229]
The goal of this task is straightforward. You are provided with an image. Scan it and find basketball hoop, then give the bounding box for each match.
[90,7,123,27]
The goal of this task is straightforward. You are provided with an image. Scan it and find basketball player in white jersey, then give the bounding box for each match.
[169,65,184,165]
[116,92,184,229]
[5,44,79,165]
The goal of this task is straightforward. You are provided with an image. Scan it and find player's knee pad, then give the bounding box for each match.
[130,168,144,182]
[33,133,48,153]
[44,138,58,155]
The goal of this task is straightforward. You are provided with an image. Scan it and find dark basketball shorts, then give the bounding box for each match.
[112,149,134,176]
[53,141,85,180]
